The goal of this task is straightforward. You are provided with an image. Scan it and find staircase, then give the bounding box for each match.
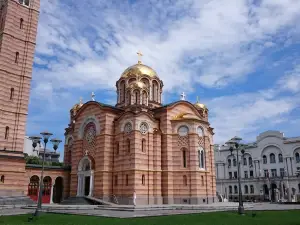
[0,196,35,206]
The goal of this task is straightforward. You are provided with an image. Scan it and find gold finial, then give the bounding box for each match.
[196,96,200,103]
[79,97,83,105]
[137,50,143,64]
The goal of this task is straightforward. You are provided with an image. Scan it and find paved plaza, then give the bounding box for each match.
[1,203,300,218]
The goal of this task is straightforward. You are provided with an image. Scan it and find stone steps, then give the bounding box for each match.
[0,196,34,206]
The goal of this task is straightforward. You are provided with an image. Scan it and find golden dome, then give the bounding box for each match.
[121,63,158,78]
[194,97,207,110]
[71,97,83,111]
[129,81,147,89]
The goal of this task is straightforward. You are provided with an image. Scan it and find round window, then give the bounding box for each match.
[140,122,149,134]
[124,122,132,133]
[178,126,189,136]
[197,126,204,136]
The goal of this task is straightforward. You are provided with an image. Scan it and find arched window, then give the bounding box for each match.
[228,159,231,167]
[233,158,237,167]
[142,91,147,105]
[19,0,30,6]
[198,147,205,169]
[229,186,232,194]
[244,185,248,194]
[141,139,146,152]
[116,142,119,155]
[125,174,128,186]
[142,174,145,185]
[127,139,130,153]
[120,80,125,102]
[20,18,23,29]
[298,183,300,193]
[126,91,131,105]
[178,125,189,136]
[182,148,187,168]
[201,175,204,186]
[250,185,254,194]
[183,175,187,186]
[135,91,138,104]
[249,157,253,166]
[197,126,203,136]
[278,154,283,163]
[296,153,300,163]
[234,185,238,194]
[263,155,267,164]
[243,157,247,166]
[10,88,14,100]
[270,153,276,163]
[4,126,9,139]
[114,175,118,186]
[15,52,19,63]
[0,175,4,183]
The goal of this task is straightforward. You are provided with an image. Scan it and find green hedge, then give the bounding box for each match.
[24,155,64,167]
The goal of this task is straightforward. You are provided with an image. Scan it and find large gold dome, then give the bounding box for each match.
[121,63,158,78]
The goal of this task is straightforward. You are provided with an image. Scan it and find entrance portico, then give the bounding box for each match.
[77,156,94,197]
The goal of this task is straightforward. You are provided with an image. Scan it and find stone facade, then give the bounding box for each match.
[0,0,40,196]
[215,131,300,202]
[64,61,216,205]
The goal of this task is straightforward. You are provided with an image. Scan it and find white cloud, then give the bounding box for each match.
[27,0,300,146]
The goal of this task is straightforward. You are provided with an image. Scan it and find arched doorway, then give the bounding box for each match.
[263,184,269,201]
[28,175,39,202]
[77,156,94,197]
[42,176,52,204]
[53,177,64,203]
[271,183,277,202]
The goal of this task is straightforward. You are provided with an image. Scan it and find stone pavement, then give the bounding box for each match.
[1,203,300,218]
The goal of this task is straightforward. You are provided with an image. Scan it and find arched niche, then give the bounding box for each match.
[78,116,100,139]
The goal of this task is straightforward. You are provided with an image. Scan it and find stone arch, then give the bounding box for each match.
[127,77,136,84]
[119,80,126,103]
[78,115,100,139]
[132,89,140,104]
[125,90,131,105]
[142,90,148,105]
[293,147,300,163]
[174,123,192,134]
[140,77,150,87]
[260,144,283,157]
[65,135,74,145]
[197,126,204,136]
[53,177,64,203]
[152,80,159,102]
[28,175,39,201]
[77,156,95,197]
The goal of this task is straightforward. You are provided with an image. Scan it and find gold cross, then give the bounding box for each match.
[79,97,83,105]
[197,96,200,103]
[137,50,143,64]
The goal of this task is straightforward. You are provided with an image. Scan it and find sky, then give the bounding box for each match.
[27,0,300,156]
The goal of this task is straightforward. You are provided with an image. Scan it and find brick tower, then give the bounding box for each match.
[0,0,40,196]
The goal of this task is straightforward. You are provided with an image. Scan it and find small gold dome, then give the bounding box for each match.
[129,81,147,89]
[194,97,207,110]
[71,97,83,111]
[121,63,158,78]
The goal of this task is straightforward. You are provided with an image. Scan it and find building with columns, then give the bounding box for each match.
[215,131,300,203]
[63,57,216,205]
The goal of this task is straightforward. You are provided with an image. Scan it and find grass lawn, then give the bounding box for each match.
[0,210,300,225]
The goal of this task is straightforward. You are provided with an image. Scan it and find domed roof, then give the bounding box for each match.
[71,98,83,112]
[194,97,207,110]
[121,63,158,78]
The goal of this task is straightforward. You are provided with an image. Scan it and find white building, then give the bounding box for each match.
[23,136,60,163]
[215,131,300,202]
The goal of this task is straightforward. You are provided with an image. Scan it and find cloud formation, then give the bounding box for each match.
[27,0,300,152]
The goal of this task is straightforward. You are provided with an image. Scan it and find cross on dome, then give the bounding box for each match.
[91,92,95,101]
[137,50,143,64]
[181,92,186,100]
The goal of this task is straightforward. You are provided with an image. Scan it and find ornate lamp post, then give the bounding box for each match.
[29,131,62,217]
[226,136,245,215]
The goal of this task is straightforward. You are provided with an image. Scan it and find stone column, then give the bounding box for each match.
[50,184,54,204]
[89,172,94,197]
[77,175,83,197]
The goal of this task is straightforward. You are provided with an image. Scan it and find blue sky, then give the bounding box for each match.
[27,0,300,157]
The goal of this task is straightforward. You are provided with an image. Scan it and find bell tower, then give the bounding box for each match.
[0,0,40,196]
[115,51,164,109]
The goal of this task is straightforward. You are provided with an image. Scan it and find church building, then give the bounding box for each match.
[64,56,216,205]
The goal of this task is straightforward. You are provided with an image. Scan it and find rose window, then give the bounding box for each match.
[124,122,132,133]
[83,122,96,156]
[178,125,189,136]
[139,122,149,134]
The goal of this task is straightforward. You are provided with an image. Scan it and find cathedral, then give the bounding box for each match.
[63,55,216,205]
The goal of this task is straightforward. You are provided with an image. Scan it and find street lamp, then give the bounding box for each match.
[226,136,245,215]
[29,131,62,217]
